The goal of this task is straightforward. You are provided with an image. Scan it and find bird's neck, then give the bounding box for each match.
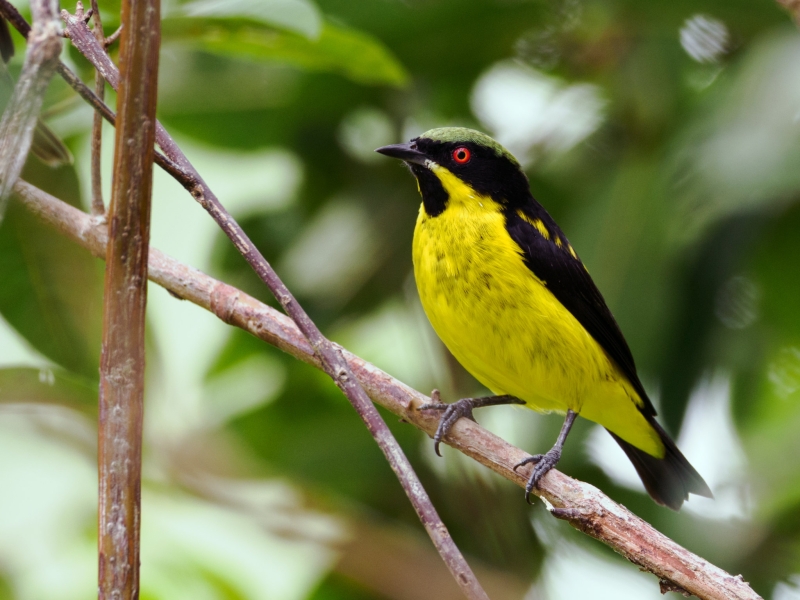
[412,163,506,219]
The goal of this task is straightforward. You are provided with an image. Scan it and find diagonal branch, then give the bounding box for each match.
[0,0,61,222]
[57,7,489,598]
[0,2,116,154]
[96,0,160,598]
[14,179,764,600]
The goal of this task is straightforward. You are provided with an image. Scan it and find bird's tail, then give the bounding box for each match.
[607,419,713,511]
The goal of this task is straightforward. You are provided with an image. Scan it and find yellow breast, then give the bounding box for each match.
[411,165,662,455]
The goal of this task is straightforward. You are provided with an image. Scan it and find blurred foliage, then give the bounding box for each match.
[0,159,102,379]
[161,17,409,87]
[1,0,800,598]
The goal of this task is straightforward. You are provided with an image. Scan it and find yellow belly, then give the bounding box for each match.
[412,201,662,456]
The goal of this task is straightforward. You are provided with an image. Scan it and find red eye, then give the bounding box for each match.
[452,147,471,164]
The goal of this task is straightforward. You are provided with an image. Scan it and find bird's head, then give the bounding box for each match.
[376,127,531,217]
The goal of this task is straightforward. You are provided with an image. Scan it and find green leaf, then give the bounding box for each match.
[180,0,322,39]
[0,159,103,379]
[162,17,409,88]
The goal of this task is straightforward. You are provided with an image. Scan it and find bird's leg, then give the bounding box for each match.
[513,409,578,504]
[419,390,525,456]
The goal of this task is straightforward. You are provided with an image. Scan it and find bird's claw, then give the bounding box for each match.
[513,453,544,472]
[513,448,562,504]
[418,390,477,457]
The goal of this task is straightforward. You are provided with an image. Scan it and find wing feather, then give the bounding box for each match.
[505,203,656,417]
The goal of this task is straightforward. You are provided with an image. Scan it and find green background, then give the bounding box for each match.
[1,0,799,598]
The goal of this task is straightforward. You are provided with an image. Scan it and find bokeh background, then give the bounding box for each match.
[1,0,800,598]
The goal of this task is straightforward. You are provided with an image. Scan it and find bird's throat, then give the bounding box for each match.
[410,164,449,217]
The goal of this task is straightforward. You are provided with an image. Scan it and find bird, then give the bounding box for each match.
[376,127,712,510]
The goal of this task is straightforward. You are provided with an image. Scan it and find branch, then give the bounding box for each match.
[0,0,61,222]
[13,179,764,600]
[89,0,105,215]
[96,0,160,596]
[57,9,490,599]
[0,2,116,130]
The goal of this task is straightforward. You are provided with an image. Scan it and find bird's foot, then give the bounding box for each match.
[418,390,478,457]
[513,447,562,505]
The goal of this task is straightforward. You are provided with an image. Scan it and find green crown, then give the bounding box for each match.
[419,127,520,168]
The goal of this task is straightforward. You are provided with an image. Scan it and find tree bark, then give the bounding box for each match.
[96,0,160,597]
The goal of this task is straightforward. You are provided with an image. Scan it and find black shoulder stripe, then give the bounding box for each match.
[504,202,656,417]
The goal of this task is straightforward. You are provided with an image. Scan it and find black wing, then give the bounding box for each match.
[504,202,656,417]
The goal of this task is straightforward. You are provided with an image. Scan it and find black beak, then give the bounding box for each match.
[375,141,427,166]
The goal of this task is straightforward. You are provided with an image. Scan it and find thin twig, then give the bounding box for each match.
[96,0,160,597]
[58,10,490,599]
[104,24,122,47]
[0,0,61,223]
[0,1,216,185]
[13,178,764,600]
[58,62,117,120]
[0,3,112,125]
[89,0,105,215]
[0,1,30,37]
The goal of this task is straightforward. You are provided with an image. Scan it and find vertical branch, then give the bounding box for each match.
[97,0,160,598]
[89,0,105,215]
[0,0,60,223]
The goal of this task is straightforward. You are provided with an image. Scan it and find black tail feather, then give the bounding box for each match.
[608,419,713,511]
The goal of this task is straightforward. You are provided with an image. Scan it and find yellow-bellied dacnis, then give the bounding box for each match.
[376,127,712,510]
